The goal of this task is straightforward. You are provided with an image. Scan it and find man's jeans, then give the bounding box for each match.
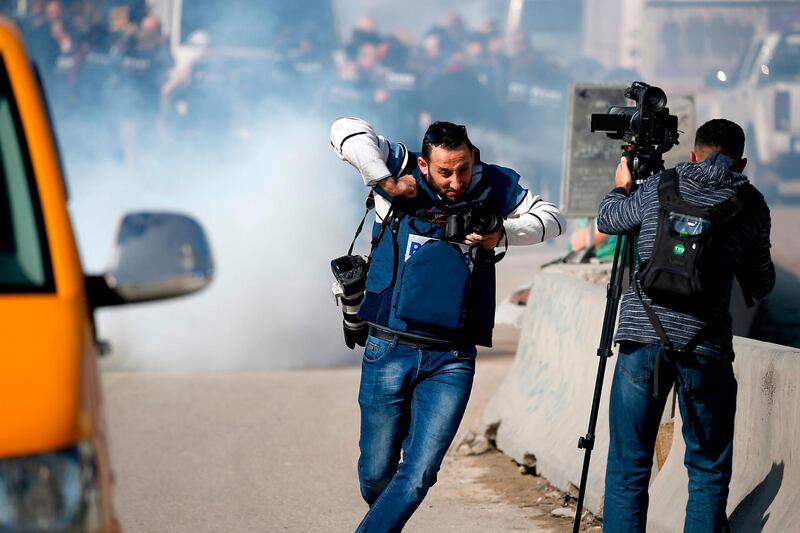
[355,334,476,533]
[603,342,737,533]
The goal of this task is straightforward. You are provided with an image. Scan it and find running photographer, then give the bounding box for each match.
[330,117,565,532]
[596,118,775,531]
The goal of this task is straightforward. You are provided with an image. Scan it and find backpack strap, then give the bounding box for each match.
[705,183,763,224]
[634,276,676,353]
[705,183,764,307]
[662,167,763,225]
[657,168,681,205]
[634,275,716,399]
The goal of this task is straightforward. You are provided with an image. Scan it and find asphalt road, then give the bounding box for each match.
[101,206,800,532]
[103,353,572,533]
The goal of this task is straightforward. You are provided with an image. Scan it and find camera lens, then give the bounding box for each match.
[642,87,667,112]
[445,214,466,241]
[341,290,367,349]
[469,211,502,235]
[331,255,369,349]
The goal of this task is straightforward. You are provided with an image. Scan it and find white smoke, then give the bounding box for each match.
[67,114,367,371]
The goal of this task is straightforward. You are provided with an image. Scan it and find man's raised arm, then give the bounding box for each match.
[330,117,393,185]
[330,117,416,198]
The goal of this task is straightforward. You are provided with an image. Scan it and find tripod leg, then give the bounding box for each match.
[572,234,634,532]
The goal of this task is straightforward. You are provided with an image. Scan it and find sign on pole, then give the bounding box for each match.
[561,84,696,218]
[561,83,628,218]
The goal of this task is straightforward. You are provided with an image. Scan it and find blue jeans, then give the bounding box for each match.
[603,342,737,533]
[355,334,476,533]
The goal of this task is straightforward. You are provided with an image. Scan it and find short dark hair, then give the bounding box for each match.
[421,121,474,160]
[694,119,746,160]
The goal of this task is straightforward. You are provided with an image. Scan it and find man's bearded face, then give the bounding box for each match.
[419,143,474,202]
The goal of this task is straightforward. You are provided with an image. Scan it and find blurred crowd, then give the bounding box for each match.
[321,13,637,193]
[332,14,643,146]
[11,0,169,162]
[9,3,635,190]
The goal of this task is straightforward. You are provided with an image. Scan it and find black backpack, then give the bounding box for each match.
[635,168,763,354]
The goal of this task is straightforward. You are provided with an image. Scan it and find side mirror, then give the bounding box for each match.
[89,212,213,308]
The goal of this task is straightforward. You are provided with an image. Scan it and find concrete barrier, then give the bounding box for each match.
[482,264,615,512]
[482,263,800,528]
[648,338,800,532]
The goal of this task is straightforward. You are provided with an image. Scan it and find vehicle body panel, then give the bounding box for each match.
[0,17,119,532]
[0,18,90,458]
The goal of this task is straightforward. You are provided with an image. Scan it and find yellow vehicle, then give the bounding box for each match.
[0,17,213,532]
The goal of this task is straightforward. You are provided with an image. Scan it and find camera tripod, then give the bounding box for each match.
[571,150,663,532]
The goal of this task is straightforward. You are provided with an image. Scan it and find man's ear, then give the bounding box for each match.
[417,155,428,176]
[735,157,747,173]
[690,151,698,162]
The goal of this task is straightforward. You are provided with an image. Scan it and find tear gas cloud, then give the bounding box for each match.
[68,116,362,371]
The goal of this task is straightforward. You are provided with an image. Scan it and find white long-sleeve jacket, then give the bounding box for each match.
[331,117,566,246]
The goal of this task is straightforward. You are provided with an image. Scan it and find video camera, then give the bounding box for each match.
[590,81,680,181]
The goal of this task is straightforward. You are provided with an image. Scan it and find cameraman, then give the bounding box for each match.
[331,117,565,532]
[596,119,775,532]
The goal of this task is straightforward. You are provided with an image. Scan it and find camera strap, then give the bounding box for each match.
[347,188,377,256]
[347,187,400,264]
[496,226,508,262]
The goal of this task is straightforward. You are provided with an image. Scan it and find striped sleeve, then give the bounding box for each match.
[503,190,566,245]
[597,183,647,235]
[330,117,391,186]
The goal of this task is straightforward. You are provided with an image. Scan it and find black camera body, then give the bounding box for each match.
[331,255,369,349]
[332,254,368,296]
[444,208,503,242]
[413,205,502,243]
[590,81,679,155]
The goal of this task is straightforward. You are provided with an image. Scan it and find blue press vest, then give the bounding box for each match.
[357,148,526,347]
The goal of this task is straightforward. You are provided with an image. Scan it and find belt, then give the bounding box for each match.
[368,327,457,351]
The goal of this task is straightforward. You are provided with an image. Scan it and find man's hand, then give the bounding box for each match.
[615,156,633,193]
[378,174,417,198]
[464,229,503,250]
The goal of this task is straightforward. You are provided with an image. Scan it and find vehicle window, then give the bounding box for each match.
[763,34,800,81]
[0,57,54,293]
[734,40,762,84]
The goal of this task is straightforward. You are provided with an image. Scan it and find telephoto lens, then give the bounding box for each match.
[331,255,369,349]
[339,290,368,349]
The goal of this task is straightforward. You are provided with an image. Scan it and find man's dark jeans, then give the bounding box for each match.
[355,334,475,533]
[603,342,737,533]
